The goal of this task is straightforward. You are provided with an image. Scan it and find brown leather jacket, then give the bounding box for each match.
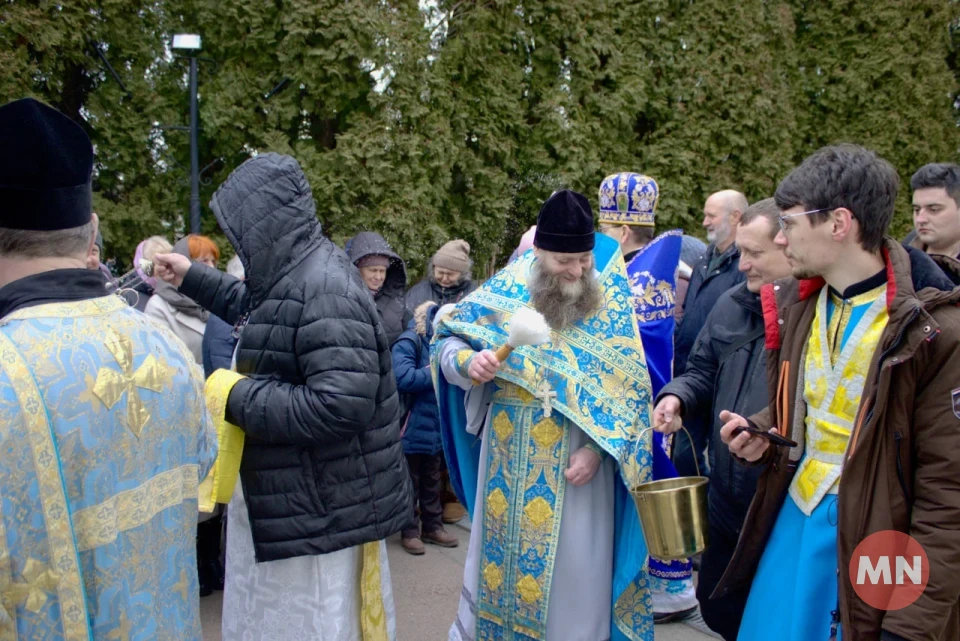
[713,239,960,641]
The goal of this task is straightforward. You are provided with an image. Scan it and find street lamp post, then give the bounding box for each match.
[172,34,202,235]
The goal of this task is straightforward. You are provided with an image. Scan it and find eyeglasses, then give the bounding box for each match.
[777,207,832,232]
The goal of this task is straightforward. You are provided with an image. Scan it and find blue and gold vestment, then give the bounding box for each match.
[434,233,655,641]
[0,295,216,640]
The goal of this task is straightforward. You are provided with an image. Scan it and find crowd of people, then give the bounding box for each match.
[2,95,960,641]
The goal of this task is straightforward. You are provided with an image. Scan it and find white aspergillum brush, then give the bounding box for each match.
[494,306,552,362]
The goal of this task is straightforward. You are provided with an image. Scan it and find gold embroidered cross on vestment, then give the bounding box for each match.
[93,330,167,437]
[2,557,59,614]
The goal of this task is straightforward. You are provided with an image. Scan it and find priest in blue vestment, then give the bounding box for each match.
[435,190,656,641]
[0,98,217,640]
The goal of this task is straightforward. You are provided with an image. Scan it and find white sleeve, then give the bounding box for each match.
[439,336,476,391]
[438,336,493,436]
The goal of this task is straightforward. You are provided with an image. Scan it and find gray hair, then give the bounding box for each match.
[711,189,749,216]
[739,197,780,240]
[226,254,245,279]
[0,221,95,259]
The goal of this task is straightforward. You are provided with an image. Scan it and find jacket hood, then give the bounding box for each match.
[208,153,326,306]
[345,231,407,300]
[903,240,960,286]
[408,300,439,338]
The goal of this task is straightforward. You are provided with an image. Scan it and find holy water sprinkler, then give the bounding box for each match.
[494,306,552,361]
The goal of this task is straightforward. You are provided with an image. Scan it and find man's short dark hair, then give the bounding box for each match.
[774,144,898,253]
[739,197,780,240]
[626,226,656,245]
[910,163,960,205]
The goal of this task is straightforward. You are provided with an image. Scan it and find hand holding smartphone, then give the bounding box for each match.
[731,418,798,448]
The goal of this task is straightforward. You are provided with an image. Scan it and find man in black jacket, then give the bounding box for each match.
[154,153,411,638]
[652,198,792,640]
[672,189,748,476]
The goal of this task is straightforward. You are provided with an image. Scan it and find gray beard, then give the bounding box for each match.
[528,261,603,330]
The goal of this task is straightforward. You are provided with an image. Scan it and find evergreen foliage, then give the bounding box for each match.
[2,0,957,277]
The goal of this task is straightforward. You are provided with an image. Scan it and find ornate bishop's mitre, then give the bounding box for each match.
[597,172,659,228]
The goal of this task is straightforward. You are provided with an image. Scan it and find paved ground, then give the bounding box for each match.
[201,522,716,640]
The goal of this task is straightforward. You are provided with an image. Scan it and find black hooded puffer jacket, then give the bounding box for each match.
[179,153,412,562]
[345,231,411,344]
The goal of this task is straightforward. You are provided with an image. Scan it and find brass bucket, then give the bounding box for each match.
[630,427,709,561]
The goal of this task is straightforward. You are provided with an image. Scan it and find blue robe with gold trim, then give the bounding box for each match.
[435,233,655,641]
[625,231,696,608]
[0,295,216,640]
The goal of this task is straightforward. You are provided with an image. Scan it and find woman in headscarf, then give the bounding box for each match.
[124,235,173,311]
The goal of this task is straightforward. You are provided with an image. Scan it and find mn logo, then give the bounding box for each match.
[850,530,928,611]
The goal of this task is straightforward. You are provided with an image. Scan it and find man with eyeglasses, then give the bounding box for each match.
[713,144,960,641]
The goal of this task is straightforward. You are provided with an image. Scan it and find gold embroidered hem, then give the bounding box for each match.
[199,369,247,512]
[360,541,389,641]
[0,331,92,641]
[73,464,200,551]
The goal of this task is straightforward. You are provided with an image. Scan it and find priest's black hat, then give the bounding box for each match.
[534,189,596,253]
[0,98,94,231]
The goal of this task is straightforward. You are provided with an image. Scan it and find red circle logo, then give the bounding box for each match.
[849,530,928,610]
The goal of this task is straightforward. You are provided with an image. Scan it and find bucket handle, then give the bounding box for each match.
[640,425,702,478]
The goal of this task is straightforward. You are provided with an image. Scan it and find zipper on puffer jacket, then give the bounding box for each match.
[894,430,912,504]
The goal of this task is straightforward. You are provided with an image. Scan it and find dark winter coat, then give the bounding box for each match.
[673,243,745,375]
[906,237,960,285]
[659,282,768,532]
[346,232,411,344]
[121,280,153,312]
[201,314,237,379]
[714,241,960,641]
[178,153,412,563]
[391,306,441,456]
[405,260,477,314]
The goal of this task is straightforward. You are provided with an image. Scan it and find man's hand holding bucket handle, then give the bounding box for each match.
[720,410,779,463]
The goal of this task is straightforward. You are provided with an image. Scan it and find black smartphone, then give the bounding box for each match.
[731,419,798,448]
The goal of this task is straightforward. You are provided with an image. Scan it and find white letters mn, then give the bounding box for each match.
[857,556,922,585]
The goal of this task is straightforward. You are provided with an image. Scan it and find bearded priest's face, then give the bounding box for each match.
[529,249,602,330]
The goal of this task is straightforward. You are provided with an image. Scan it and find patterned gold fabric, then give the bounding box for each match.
[0,295,216,640]
[433,233,655,641]
[790,285,888,515]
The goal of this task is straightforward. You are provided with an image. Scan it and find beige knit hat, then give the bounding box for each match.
[433,239,471,273]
